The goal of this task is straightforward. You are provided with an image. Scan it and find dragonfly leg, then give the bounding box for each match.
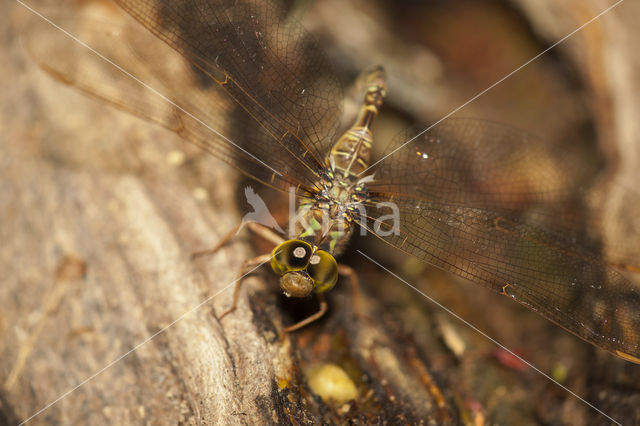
[192,222,243,259]
[338,264,360,315]
[191,221,285,259]
[219,253,272,321]
[245,221,286,246]
[283,293,328,333]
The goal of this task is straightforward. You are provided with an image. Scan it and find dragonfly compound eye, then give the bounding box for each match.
[307,250,338,293]
[270,239,313,275]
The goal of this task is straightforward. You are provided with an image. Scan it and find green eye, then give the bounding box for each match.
[308,250,338,293]
[271,240,313,276]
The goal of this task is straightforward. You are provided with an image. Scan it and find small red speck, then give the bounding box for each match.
[491,348,529,372]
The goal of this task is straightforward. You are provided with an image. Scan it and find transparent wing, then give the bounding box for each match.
[24,1,342,192]
[114,0,342,179]
[363,119,640,360]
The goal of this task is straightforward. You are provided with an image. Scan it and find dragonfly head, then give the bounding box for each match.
[271,239,338,298]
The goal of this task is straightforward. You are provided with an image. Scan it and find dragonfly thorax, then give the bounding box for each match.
[290,68,386,254]
[293,179,365,255]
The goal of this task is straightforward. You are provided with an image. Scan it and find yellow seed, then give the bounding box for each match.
[306,363,357,405]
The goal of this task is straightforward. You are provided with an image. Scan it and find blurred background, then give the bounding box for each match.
[2,0,639,424]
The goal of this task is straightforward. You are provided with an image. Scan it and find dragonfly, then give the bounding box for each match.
[25,0,640,362]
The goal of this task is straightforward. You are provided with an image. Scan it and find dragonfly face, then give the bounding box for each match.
[270,239,338,297]
[24,0,640,363]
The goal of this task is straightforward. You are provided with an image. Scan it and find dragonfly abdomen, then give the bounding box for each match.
[329,127,373,178]
[328,67,386,180]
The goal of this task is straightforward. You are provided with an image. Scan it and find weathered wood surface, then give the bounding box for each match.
[1,0,640,424]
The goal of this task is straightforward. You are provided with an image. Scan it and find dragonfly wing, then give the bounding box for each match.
[363,118,640,361]
[24,4,341,192]
[370,118,632,262]
[114,0,342,175]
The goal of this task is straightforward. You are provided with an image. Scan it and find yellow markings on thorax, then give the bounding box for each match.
[299,217,323,238]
